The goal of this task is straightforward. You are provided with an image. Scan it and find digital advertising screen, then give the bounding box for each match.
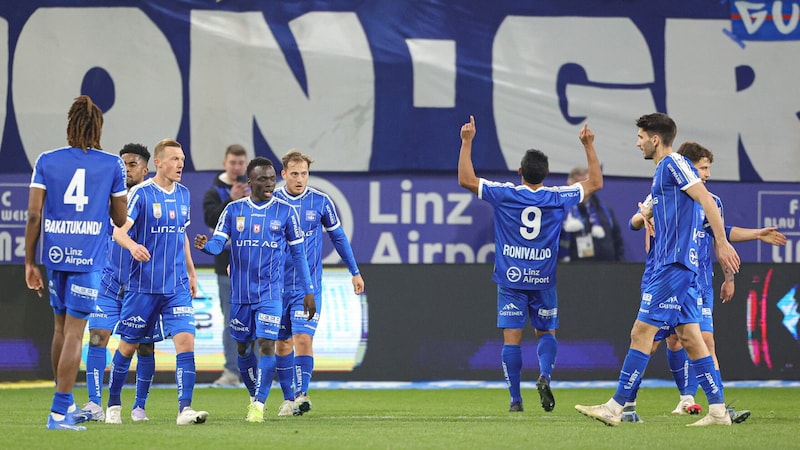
[79,267,368,373]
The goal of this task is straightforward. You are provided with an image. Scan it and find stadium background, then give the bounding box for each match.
[0,1,798,382]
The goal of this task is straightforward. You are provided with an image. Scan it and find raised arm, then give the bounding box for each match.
[457,115,479,195]
[577,123,603,197]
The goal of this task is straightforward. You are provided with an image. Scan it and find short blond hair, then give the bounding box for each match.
[281,148,314,170]
[153,138,182,159]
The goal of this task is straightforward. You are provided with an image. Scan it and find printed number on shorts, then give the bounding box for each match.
[63,168,89,212]
[519,206,542,240]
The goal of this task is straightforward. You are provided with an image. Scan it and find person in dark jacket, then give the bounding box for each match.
[559,167,625,262]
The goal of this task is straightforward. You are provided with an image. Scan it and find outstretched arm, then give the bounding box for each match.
[729,226,787,246]
[457,115,479,195]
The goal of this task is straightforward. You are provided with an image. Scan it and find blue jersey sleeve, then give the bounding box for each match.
[328,227,360,276]
[201,234,227,255]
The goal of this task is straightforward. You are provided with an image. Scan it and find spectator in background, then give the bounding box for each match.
[559,166,625,262]
[202,144,249,386]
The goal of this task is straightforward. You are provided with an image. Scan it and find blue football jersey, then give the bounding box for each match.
[275,185,358,292]
[100,226,133,296]
[209,196,309,304]
[125,179,192,294]
[696,192,724,291]
[30,147,127,272]
[650,153,703,273]
[479,179,583,290]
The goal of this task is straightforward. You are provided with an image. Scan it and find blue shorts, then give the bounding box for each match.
[117,290,193,343]
[47,269,100,319]
[699,284,714,333]
[89,283,164,343]
[653,324,675,342]
[230,301,281,343]
[277,290,320,340]
[638,264,702,328]
[496,286,558,331]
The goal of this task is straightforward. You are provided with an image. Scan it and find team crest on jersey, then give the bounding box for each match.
[305,210,317,222]
[236,216,245,232]
[169,209,176,219]
[152,203,162,218]
[180,205,188,217]
[270,220,281,232]
[253,223,261,233]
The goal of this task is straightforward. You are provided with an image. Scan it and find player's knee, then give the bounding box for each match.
[89,330,110,347]
[237,342,251,357]
[137,343,155,357]
[257,339,276,357]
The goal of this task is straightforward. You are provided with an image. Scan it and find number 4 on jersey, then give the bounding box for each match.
[63,168,89,212]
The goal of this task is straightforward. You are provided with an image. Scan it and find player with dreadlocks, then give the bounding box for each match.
[25,95,128,430]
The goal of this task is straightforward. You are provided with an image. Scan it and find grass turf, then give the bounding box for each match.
[0,386,795,449]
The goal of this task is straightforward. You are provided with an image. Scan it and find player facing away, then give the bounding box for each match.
[195,156,316,423]
[458,115,603,412]
[106,138,208,425]
[274,149,364,417]
[24,95,128,431]
[74,143,160,424]
[621,142,785,424]
[575,113,741,427]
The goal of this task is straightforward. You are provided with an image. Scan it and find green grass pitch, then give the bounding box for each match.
[0,386,796,449]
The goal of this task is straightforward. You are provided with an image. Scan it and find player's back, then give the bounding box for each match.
[31,146,126,272]
[480,180,582,290]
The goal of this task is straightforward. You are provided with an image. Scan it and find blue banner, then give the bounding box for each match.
[729,1,800,42]
[6,172,797,265]
[0,1,799,182]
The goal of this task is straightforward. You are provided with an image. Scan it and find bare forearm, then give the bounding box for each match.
[24,214,41,265]
[458,140,479,194]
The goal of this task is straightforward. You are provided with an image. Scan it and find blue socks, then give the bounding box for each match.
[537,334,557,382]
[612,349,649,406]
[276,351,296,400]
[107,350,132,407]
[134,353,155,410]
[238,351,258,398]
[255,355,277,404]
[85,345,107,405]
[666,347,698,395]
[51,391,73,415]
[176,352,196,412]
[692,356,724,405]
[294,355,313,396]
[501,345,522,403]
